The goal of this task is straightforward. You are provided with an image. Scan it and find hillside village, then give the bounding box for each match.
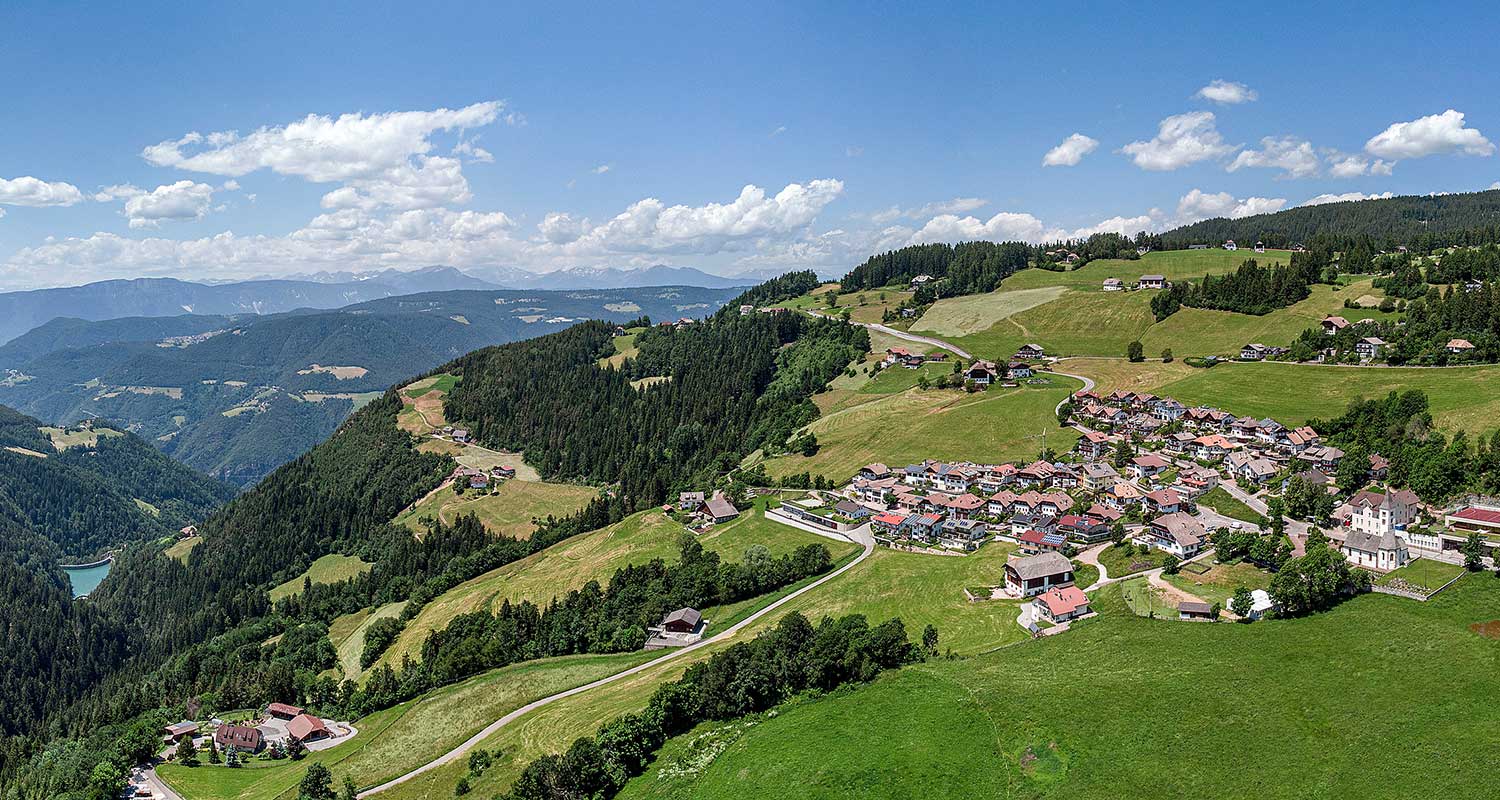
[759,380,1498,626]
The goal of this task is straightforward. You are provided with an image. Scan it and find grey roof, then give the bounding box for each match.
[664,607,702,626]
[1150,512,1206,546]
[1178,601,1213,614]
[1007,551,1073,580]
[1344,528,1404,554]
[704,494,739,518]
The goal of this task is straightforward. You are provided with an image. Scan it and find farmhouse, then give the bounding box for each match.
[287,713,330,742]
[1447,338,1475,354]
[677,491,705,510]
[1240,343,1268,361]
[1137,274,1167,290]
[1321,315,1350,335]
[965,360,1000,385]
[663,607,703,633]
[214,723,264,753]
[1102,277,1124,291]
[1355,336,1386,360]
[1015,343,1046,359]
[1036,585,1091,622]
[1004,551,1075,597]
[700,492,740,523]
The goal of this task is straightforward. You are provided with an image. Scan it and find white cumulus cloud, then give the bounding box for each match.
[1365,109,1494,160]
[909,211,1060,244]
[1326,152,1395,178]
[1228,136,1320,178]
[1301,191,1395,207]
[141,102,504,211]
[1194,80,1258,105]
[1042,133,1099,167]
[123,181,217,228]
[1176,189,1286,223]
[538,212,590,244]
[1121,112,1237,171]
[0,176,86,207]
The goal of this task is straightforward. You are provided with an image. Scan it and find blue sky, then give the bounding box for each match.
[1,1,1497,289]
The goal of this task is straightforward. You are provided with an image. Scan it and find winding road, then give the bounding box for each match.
[358,525,876,797]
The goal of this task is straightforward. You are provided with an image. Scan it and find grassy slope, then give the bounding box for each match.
[621,576,1500,800]
[374,502,859,672]
[330,600,407,680]
[762,376,1080,481]
[391,478,597,539]
[378,540,1037,800]
[872,250,1403,362]
[267,554,372,603]
[157,652,656,800]
[1196,487,1263,524]
[1062,358,1500,432]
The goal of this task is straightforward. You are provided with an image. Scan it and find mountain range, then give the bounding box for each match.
[0,284,743,485]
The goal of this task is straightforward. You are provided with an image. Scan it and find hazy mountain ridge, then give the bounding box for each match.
[0,285,742,485]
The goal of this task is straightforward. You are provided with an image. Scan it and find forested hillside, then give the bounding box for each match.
[0,404,232,762]
[1162,189,1500,250]
[1,274,868,796]
[0,285,740,485]
[0,406,234,559]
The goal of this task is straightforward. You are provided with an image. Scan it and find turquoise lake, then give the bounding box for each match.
[62,561,112,598]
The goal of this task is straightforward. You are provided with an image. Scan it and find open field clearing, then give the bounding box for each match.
[1061,358,1500,431]
[938,276,1390,361]
[619,577,1500,800]
[268,553,372,602]
[392,478,597,539]
[330,600,407,680]
[163,536,200,563]
[1161,560,1273,606]
[1195,487,1263,524]
[373,501,859,672]
[913,285,1066,337]
[158,652,655,800]
[599,328,643,369]
[453,445,538,479]
[764,378,1080,482]
[40,424,123,450]
[396,373,457,435]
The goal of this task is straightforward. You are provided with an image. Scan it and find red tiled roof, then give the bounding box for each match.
[1450,507,1500,525]
[287,713,329,741]
[1038,585,1089,616]
[872,512,907,525]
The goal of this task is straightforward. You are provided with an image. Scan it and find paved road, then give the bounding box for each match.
[359,525,876,797]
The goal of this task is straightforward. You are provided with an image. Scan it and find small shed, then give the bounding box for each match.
[1178,601,1215,621]
[266,702,303,720]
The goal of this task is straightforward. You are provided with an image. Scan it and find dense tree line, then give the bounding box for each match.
[1308,390,1500,501]
[504,610,923,800]
[838,241,1032,297]
[1295,279,1500,365]
[1160,189,1500,252]
[1150,259,1322,320]
[720,270,820,309]
[445,313,864,509]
